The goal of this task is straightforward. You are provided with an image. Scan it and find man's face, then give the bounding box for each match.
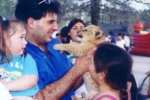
[31,13,58,43]
[69,22,85,42]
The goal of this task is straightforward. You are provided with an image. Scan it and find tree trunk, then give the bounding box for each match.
[90,0,100,25]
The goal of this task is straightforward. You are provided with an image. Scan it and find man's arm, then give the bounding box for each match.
[35,55,92,100]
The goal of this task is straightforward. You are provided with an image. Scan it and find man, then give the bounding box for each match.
[15,0,91,100]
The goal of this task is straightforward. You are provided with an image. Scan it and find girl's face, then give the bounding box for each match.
[8,24,27,55]
[89,62,105,85]
[69,22,85,42]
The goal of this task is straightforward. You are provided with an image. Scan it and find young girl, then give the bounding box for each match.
[0,20,39,100]
[89,43,132,100]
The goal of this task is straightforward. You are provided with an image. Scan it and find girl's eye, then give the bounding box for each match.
[20,36,25,39]
[20,33,26,39]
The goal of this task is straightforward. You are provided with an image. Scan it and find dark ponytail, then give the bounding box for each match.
[105,63,129,100]
[120,89,128,100]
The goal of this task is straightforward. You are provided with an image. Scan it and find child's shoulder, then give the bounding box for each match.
[21,53,35,64]
[92,92,119,100]
[22,53,34,60]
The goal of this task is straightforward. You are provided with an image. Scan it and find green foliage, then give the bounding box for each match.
[0,0,16,18]
[0,0,149,24]
[140,9,150,22]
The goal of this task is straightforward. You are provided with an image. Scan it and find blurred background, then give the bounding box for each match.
[0,0,150,34]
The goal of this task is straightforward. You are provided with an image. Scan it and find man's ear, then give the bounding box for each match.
[27,17,36,28]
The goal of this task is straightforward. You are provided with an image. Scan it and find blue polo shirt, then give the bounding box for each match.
[26,38,74,100]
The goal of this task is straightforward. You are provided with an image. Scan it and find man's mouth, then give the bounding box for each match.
[78,34,83,38]
[76,36,82,42]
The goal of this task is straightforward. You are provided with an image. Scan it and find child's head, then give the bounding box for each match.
[0,19,27,62]
[90,43,132,99]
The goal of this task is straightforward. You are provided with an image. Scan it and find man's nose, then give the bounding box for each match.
[53,23,58,32]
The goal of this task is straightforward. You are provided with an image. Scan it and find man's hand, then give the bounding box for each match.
[74,48,96,75]
[34,84,60,100]
[33,90,44,100]
[33,48,96,100]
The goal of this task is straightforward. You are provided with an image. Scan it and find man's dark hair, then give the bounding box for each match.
[15,0,60,23]
[67,18,86,32]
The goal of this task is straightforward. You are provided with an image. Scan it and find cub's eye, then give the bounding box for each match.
[82,29,87,32]
[95,32,100,36]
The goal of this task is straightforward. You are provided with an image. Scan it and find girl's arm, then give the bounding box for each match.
[2,75,38,91]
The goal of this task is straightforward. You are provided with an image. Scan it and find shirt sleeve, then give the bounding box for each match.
[22,54,38,76]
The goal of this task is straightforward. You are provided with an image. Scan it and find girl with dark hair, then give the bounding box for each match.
[89,43,133,100]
